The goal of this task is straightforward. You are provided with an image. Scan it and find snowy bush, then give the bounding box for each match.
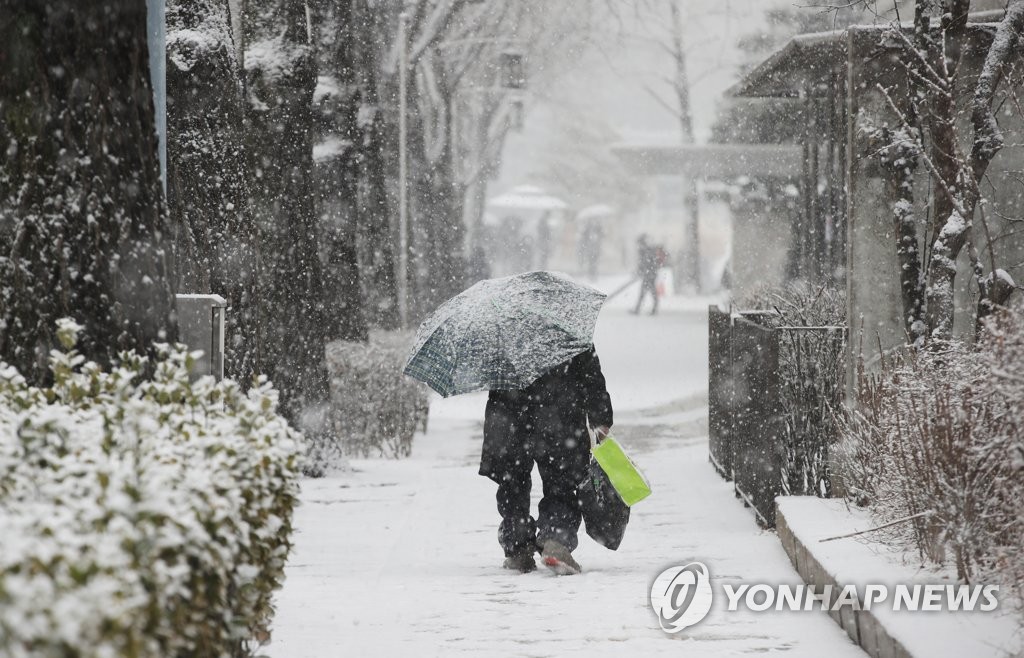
[0,320,303,658]
[324,330,429,462]
[836,306,1024,612]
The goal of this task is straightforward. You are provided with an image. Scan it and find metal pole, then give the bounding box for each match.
[397,12,410,329]
[145,0,166,194]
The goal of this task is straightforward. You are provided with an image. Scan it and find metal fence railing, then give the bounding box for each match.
[708,306,846,527]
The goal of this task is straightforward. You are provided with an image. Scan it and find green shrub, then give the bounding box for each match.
[323,330,429,463]
[0,319,303,657]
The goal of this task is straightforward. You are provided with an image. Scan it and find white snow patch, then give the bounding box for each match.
[938,211,966,239]
[167,28,226,72]
[246,37,309,83]
[313,75,342,104]
[778,497,1023,658]
[312,136,351,163]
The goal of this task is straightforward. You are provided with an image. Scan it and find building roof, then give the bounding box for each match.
[728,30,846,99]
[730,16,1003,99]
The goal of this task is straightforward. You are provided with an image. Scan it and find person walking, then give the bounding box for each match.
[633,234,660,315]
[479,346,613,575]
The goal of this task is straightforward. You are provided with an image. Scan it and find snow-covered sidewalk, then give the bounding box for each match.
[268,306,865,657]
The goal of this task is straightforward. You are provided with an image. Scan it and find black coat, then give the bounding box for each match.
[480,347,613,481]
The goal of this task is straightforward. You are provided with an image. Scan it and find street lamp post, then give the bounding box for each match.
[397,12,410,329]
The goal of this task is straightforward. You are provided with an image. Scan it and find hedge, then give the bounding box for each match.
[324,330,429,462]
[0,319,303,657]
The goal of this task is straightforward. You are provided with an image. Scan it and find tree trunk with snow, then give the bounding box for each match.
[921,0,971,338]
[874,123,927,346]
[408,68,466,320]
[309,0,371,342]
[360,111,401,329]
[972,1,1024,324]
[878,0,1023,342]
[245,0,331,428]
[0,0,175,383]
[345,0,401,331]
[166,0,262,380]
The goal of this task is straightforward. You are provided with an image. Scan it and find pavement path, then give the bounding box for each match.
[267,302,866,657]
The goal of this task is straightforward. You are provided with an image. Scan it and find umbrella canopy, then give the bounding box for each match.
[404,271,606,397]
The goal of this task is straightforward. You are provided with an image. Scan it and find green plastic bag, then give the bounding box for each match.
[592,436,651,506]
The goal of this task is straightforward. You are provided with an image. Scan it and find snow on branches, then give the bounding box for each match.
[867,3,1024,343]
[837,304,1024,605]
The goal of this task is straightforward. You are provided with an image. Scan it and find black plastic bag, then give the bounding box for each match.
[578,456,630,550]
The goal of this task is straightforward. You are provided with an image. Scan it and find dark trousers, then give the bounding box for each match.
[634,275,658,314]
[493,433,587,556]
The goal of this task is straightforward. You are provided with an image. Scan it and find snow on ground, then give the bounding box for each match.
[268,302,864,657]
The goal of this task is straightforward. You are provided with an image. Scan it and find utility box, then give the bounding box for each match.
[175,294,227,380]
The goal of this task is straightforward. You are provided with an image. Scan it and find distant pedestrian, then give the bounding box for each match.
[536,215,552,269]
[633,234,660,315]
[578,219,604,280]
[480,347,613,575]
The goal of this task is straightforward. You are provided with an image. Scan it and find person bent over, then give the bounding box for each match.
[479,347,613,575]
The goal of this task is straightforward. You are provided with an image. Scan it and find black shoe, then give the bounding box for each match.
[502,548,537,573]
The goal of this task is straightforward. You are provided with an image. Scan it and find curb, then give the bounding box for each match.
[776,501,911,658]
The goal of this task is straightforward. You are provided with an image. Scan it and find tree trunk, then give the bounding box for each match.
[922,0,971,338]
[310,0,368,343]
[669,0,700,292]
[245,0,331,427]
[166,0,261,380]
[0,0,175,383]
[409,78,465,320]
[361,111,400,329]
[973,1,1024,324]
[882,130,927,346]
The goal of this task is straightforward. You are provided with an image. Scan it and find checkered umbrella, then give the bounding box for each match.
[404,271,606,397]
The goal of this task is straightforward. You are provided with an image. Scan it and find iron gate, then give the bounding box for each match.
[708,306,846,527]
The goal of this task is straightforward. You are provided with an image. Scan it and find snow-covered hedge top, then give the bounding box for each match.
[0,320,304,658]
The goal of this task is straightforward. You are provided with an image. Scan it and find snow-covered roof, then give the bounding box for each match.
[575,204,615,221]
[487,185,567,211]
[728,29,846,99]
[731,19,1002,99]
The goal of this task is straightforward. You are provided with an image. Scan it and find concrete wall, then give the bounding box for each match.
[845,28,909,383]
[730,195,799,302]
